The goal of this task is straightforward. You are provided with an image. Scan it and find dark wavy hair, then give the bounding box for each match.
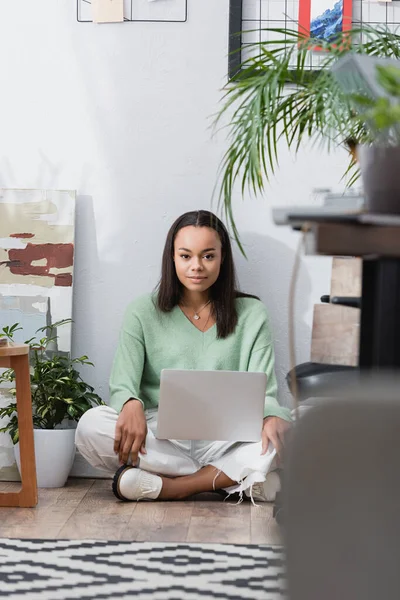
[155,210,258,339]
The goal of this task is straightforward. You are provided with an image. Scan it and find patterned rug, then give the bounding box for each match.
[0,538,285,599]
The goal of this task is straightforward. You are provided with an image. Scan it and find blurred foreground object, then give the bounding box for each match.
[284,376,400,600]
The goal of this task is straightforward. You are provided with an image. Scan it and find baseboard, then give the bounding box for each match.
[0,449,111,482]
[0,464,20,482]
[69,450,112,479]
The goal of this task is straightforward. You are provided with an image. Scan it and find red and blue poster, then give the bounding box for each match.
[299,0,352,44]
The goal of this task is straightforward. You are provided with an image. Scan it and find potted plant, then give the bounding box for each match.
[340,61,400,214]
[0,321,103,488]
[216,25,400,244]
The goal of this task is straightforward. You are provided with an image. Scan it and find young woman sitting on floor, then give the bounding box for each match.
[76,210,291,503]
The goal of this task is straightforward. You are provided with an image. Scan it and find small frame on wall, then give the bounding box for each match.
[299,0,352,45]
[229,0,400,78]
[77,0,188,23]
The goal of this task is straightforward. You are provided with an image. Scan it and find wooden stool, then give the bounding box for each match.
[0,343,37,507]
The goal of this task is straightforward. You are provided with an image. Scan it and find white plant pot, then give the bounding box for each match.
[14,428,76,488]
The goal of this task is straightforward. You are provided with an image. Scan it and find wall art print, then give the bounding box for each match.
[0,189,75,480]
[299,0,352,45]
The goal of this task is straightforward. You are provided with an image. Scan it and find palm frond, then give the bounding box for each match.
[215,24,400,241]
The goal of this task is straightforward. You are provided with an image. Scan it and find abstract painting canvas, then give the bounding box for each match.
[0,189,75,480]
[299,0,352,46]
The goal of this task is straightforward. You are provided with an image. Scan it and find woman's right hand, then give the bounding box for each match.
[114,399,147,466]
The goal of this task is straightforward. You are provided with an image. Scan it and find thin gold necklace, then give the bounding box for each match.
[181,299,211,321]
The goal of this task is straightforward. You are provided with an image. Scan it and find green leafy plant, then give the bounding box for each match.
[0,320,104,443]
[215,25,400,247]
[351,64,400,143]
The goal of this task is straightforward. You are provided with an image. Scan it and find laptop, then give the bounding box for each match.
[156,369,266,442]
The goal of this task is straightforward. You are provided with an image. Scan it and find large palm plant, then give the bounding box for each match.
[216,25,400,246]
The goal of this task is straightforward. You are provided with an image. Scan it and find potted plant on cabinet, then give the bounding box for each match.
[334,58,400,214]
[216,25,400,244]
[0,321,103,488]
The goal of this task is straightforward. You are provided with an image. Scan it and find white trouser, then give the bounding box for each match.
[75,406,278,498]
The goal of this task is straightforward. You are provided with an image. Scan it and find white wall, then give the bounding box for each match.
[0,0,351,410]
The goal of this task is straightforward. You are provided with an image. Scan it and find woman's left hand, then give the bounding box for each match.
[261,416,291,458]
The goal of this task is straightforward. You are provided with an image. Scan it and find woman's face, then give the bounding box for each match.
[173,226,223,295]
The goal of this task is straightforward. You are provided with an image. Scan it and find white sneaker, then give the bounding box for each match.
[246,471,281,503]
[113,466,162,501]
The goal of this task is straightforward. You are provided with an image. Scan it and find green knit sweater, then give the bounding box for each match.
[109,294,291,421]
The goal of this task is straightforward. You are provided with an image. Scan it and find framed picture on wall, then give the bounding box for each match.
[299,0,352,46]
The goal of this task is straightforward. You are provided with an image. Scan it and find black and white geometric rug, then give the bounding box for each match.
[0,538,285,599]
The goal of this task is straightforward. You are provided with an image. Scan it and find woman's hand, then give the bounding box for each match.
[114,399,147,466]
[261,416,291,458]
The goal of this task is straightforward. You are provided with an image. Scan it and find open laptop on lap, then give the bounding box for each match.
[156,369,266,442]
